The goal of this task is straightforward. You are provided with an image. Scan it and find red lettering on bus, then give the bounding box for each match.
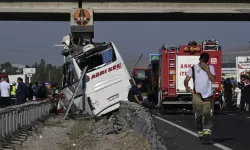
[91,63,122,80]
[108,67,112,72]
[100,70,105,75]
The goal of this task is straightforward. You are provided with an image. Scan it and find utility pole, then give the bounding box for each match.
[78,0,82,8]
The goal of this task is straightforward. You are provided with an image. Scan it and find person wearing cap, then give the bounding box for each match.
[184,52,216,143]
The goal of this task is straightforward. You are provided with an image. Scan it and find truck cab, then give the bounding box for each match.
[132,68,148,93]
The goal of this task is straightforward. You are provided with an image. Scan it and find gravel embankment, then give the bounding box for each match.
[14,114,150,150]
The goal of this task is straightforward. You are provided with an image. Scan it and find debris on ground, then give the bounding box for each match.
[14,114,150,150]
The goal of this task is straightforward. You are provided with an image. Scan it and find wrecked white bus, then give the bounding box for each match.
[59,42,132,116]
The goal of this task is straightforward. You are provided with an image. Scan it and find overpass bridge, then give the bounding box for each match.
[1,0,250,21]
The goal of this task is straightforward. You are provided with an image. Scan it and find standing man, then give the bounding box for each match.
[33,82,40,98]
[27,83,34,101]
[184,52,216,143]
[239,74,250,113]
[223,78,234,110]
[16,77,27,104]
[0,77,10,107]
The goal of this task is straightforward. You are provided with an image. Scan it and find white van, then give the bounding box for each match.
[60,42,132,116]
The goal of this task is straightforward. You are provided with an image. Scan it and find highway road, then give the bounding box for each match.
[153,112,250,150]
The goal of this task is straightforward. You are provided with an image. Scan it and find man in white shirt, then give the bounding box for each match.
[0,77,10,107]
[184,52,216,143]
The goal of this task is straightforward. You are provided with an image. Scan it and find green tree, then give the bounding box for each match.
[31,59,63,86]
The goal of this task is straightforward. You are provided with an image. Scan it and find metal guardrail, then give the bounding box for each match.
[0,100,54,142]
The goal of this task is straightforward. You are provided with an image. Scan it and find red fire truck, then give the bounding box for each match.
[157,40,222,114]
[0,73,7,78]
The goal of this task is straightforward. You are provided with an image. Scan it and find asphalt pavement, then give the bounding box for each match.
[153,111,250,150]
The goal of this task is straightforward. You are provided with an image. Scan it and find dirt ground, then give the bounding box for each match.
[11,114,150,150]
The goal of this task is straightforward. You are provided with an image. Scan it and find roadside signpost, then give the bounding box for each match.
[23,68,36,83]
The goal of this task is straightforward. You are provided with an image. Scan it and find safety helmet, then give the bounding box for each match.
[12,81,16,85]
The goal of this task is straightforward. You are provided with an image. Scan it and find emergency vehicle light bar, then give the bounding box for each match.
[183,46,201,52]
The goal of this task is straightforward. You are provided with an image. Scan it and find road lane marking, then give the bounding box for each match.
[153,115,233,150]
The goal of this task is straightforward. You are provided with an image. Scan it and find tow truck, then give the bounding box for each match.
[157,40,222,114]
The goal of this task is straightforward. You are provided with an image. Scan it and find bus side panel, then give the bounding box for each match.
[86,61,131,116]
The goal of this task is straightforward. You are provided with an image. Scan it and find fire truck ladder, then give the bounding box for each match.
[167,46,178,96]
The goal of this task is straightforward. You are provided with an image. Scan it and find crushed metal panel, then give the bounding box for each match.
[70,8,94,38]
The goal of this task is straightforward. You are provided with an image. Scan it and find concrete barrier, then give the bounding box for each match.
[116,101,167,150]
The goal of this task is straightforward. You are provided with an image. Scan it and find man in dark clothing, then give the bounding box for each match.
[240,74,250,112]
[223,78,233,110]
[127,82,143,105]
[16,77,27,104]
[37,82,48,99]
[27,83,34,100]
[33,82,40,98]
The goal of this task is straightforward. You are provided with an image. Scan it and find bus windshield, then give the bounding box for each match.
[78,46,117,72]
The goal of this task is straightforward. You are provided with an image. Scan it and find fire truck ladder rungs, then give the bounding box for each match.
[167,47,177,96]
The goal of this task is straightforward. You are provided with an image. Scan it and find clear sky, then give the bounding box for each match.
[0,21,250,66]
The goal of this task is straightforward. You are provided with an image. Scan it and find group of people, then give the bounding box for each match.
[222,75,250,112]
[0,77,26,108]
[0,77,57,108]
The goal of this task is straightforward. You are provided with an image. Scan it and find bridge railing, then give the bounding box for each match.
[0,100,54,140]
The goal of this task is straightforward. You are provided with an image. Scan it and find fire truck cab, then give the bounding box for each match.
[157,40,222,113]
[131,68,149,94]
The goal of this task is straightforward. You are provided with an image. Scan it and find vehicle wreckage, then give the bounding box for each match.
[57,34,133,118]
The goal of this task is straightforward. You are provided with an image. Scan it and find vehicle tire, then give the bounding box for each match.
[158,90,166,114]
[157,90,162,107]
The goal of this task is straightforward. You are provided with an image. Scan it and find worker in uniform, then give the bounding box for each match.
[184,52,216,143]
[10,81,17,105]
